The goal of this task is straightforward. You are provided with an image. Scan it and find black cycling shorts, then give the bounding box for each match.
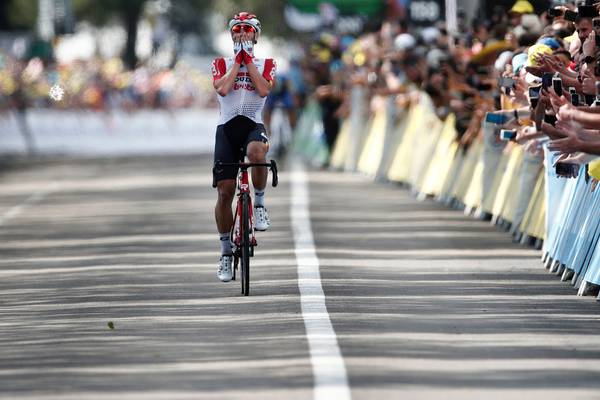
[213,115,269,183]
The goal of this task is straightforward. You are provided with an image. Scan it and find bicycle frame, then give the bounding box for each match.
[212,159,278,294]
[232,167,257,252]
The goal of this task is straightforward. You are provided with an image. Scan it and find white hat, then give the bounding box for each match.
[394,33,416,51]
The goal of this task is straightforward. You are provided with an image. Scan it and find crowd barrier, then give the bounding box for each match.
[293,91,600,300]
[0,109,218,156]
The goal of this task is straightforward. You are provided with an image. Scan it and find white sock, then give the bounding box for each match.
[219,232,232,255]
[254,189,265,207]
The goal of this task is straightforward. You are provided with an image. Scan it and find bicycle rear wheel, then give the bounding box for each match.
[241,193,251,296]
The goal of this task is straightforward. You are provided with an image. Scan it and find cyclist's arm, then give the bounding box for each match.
[213,59,241,97]
[246,59,275,98]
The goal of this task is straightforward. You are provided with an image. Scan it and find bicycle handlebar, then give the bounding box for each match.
[212,160,278,188]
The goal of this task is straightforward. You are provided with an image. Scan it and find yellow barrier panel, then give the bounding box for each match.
[520,171,546,239]
[357,105,387,176]
[532,193,546,239]
[463,157,484,211]
[452,138,483,203]
[491,145,524,219]
[386,103,423,182]
[377,108,410,178]
[500,150,525,224]
[410,111,443,191]
[438,145,465,201]
[481,153,510,214]
[420,114,459,197]
[346,114,374,171]
[330,119,351,170]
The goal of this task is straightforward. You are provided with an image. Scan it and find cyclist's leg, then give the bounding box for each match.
[246,123,269,191]
[246,124,271,231]
[214,124,241,238]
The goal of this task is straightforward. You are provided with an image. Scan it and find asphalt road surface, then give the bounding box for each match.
[1,154,600,400]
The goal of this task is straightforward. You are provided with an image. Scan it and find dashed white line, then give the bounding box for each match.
[0,189,52,226]
[290,158,351,400]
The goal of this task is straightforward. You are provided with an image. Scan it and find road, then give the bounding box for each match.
[1,155,600,400]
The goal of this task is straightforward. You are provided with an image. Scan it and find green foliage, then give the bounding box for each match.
[5,0,38,30]
[212,0,290,37]
[72,0,146,25]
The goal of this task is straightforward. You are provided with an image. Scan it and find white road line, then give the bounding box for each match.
[290,159,351,400]
[0,189,51,226]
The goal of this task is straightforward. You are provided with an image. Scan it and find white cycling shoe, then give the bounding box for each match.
[217,254,233,282]
[254,206,271,231]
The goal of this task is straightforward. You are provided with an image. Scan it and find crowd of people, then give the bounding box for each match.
[297,0,600,215]
[290,0,600,290]
[0,53,214,112]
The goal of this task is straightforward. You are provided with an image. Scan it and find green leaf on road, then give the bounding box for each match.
[107,321,115,330]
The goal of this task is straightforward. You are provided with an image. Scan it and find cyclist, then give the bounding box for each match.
[211,12,276,282]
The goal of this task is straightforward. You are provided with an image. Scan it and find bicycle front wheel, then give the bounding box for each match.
[241,193,251,296]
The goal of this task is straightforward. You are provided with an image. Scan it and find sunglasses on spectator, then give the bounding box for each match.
[232,24,255,33]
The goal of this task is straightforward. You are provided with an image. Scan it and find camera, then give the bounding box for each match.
[542,72,553,90]
[544,113,557,126]
[552,74,563,96]
[586,94,596,105]
[485,112,508,124]
[529,86,541,108]
[569,87,580,106]
[500,129,517,141]
[564,9,579,21]
[594,81,600,105]
[548,7,564,17]
[555,162,577,176]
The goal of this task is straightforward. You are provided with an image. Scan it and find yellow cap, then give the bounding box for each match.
[510,0,534,14]
[526,43,553,67]
[589,159,600,180]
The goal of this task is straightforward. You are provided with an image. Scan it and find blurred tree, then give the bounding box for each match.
[0,0,38,31]
[211,0,291,38]
[167,0,213,56]
[73,0,146,68]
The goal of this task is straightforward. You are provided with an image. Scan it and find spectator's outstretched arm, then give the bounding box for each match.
[548,122,600,154]
[559,104,600,129]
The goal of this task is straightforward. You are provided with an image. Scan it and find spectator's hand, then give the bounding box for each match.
[583,31,597,58]
[582,66,597,94]
[546,87,569,113]
[525,65,545,77]
[556,151,597,165]
[524,138,545,156]
[315,85,333,99]
[534,96,550,130]
[450,98,468,112]
[541,121,566,140]
[557,101,578,121]
[549,57,567,73]
[548,123,583,153]
[527,55,552,77]
[511,76,529,105]
[516,125,537,144]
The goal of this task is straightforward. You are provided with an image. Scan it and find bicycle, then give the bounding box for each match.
[212,159,278,295]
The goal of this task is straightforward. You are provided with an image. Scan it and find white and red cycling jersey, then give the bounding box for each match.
[211,57,276,125]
